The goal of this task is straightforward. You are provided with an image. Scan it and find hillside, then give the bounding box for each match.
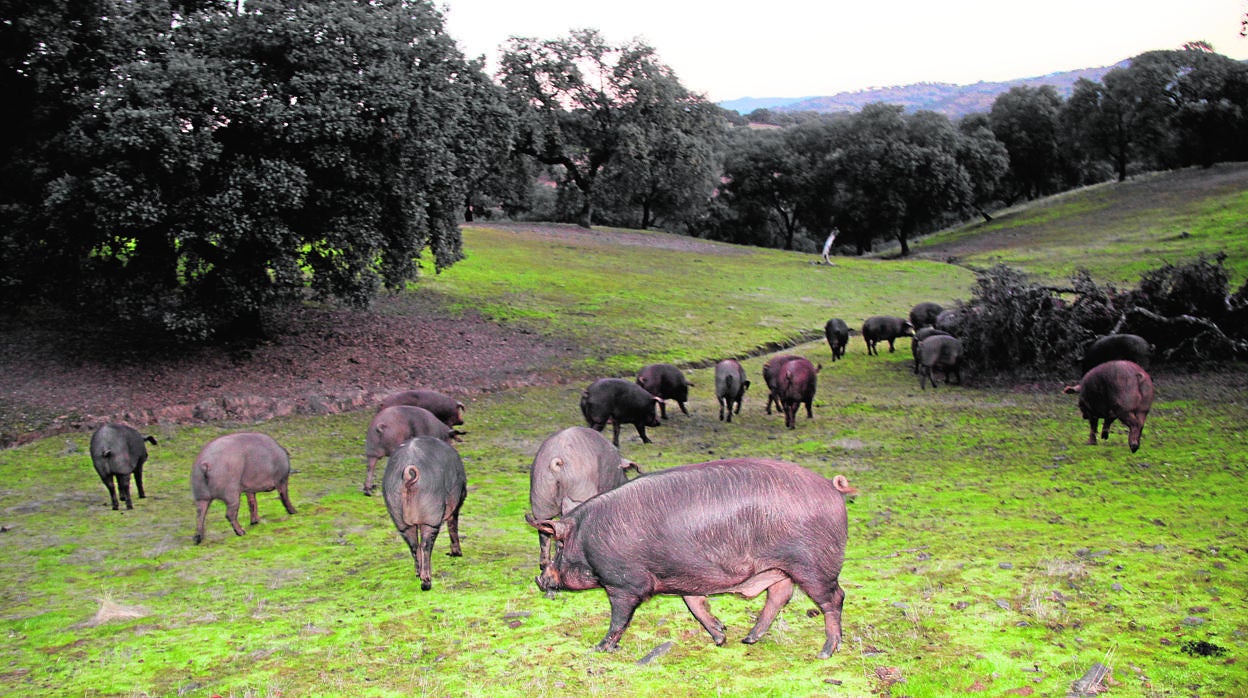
[719,61,1128,119]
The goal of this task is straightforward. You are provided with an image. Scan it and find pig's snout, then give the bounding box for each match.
[535,567,561,593]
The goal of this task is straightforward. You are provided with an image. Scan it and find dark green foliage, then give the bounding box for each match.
[1129,253,1231,321]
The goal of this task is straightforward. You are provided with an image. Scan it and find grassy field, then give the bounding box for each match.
[1,167,1246,697]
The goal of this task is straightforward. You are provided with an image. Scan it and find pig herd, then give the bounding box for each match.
[83,301,1157,658]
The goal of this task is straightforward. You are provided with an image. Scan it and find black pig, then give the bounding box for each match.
[861,316,914,355]
[824,319,850,361]
[89,424,157,510]
[580,378,662,447]
[908,302,944,330]
[529,458,856,658]
[1080,334,1151,373]
[636,363,690,419]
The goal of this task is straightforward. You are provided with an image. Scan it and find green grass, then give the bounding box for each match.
[2,170,1247,697]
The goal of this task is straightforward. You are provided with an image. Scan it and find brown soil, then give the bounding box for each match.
[0,285,579,448]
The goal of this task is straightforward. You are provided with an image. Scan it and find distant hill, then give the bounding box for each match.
[719,61,1130,120]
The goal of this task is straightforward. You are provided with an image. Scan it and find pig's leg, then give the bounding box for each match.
[117,472,134,510]
[134,461,146,499]
[804,397,814,418]
[718,398,726,422]
[277,482,297,515]
[1100,416,1115,441]
[634,423,652,444]
[225,495,247,536]
[194,499,211,544]
[401,526,424,582]
[418,523,440,591]
[792,570,846,659]
[1086,418,1099,445]
[743,576,794,644]
[657,401,668,420]
[677,400,688,416]
[682,595,726,646]
[445,500,463,557]
[596,588,642,652]
[101,473,120,511]
[246,492,260,525]
[363,456,379,496]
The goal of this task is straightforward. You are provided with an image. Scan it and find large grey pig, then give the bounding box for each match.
[861,316,915,355]
[1063,360,1155,453]
[527,426,642,570]
[773,356,820,429]
[714,359,751,422]
[377,389,465,427]
[762,354,803,415]
[824,319,850,361]
[635,363,689,419]
[364,405,457,495]
[916,334,963,390]
[191,432,296,544]
[89,424,157,510]
[528,458,856,658]
[580,378,662,447]
[911,327,951,374]
[382,437,467,591]
[1080,334,1151,373]
[908,301,944,330]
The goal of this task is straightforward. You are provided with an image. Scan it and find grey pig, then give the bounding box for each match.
[364,405,458,495]
[383,437,467,591]
[916,334,963,389]
[89,424,157,510]
[714,359,750,422]
[377,389,465,427]
[191,432,296,544]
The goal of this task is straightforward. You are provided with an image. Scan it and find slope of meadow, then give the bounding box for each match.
[0,168,1245,697]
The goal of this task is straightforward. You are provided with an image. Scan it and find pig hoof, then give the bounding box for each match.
[193,534,203,545]
[447,550,462,557]
[420,580,432,591]
[362,488,374,497]
[544,589,558,600]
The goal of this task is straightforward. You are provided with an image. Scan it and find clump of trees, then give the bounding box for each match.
[950,256,1248,376]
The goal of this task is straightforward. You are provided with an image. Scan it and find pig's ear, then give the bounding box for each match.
[549,457,565,472]
[620,459,643,474]
[1062,384,1081,395]
[526,514,574,539]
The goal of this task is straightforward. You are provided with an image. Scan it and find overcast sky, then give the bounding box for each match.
[440,0,1248,102]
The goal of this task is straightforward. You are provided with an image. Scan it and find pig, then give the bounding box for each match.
[1063,360,1155,453]
[635,363,690,419]
[824,318,850,361]
[935,308,965,334]
[191,432,296,544]
[762,354,803,415]
[580,378,663,447]
[89,424,157,510]
[916,335,963,390]
[774,357,820,429]
[911,327,952,374]
[528,458,856,659]
[527,426,642,570]
[908,301,944,330]
[382,437,467,591]
[714,359,750,422]
[1080,334,1151,373]
[861,316,915,356]
[378,389,465,427]
[364,405,457,495]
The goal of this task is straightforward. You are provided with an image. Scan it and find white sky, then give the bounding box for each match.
[439,0,1248,101]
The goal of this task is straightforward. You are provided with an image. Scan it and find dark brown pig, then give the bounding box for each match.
[191,432,296,544]
[861,316,915,355]
[774,357,820,429]
[824,319,850,361]
[528,458,856,658]
[911,327,951,374]
[1080,334,1151,373]
[714,359,750,422]
[580,378,662,447]
[89,424,157,510]
[762,354,803,415]
[527,426,642,570]
[636,363,690,419]
[382,437,467,591]
[1063,360,1155,453]
[916,334,963,390]
[364,405,457,495]
[377,389,465,427]
[908,301,944,330]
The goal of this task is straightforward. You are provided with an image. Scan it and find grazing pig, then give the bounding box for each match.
[911,327,951,374]
[916,335,963,390]
[191,432,296,544]
[364,405,457,495]
[935,308,964,334]
[1081,334,1151,373]
[89,424,157,510]
[861,316,915,355]
[774,357,820,429]
[635,363,690,419]
[762,354,803,415]
[527,426,642,570]
[824,318,850,361]
[383,437,467,591]
[528,458,856,658]
[580,378,663,447]
[378,389,465,427]
[1063,360,1155,453]
[908,301,944,330]
[714,359,751,422]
